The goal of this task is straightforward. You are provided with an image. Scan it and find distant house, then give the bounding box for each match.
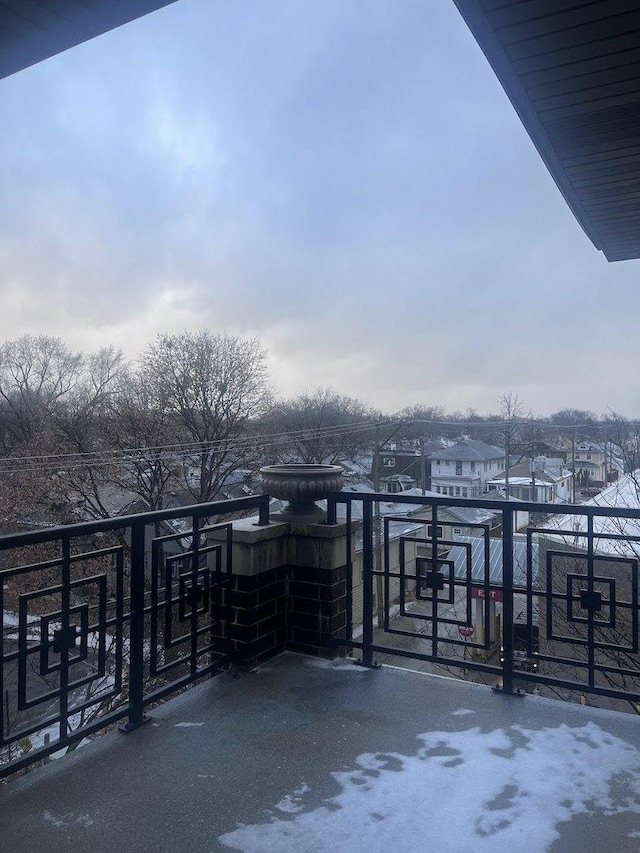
[429,439,505,498]
[378,448,429,490]
[381,473,417,494]
[574,441,624,487]
[488,457,573,504]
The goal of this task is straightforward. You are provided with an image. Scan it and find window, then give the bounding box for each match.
[456,462,462,475]
[382,457,395,468]
[454,528,462,535]
[470,462,476,472]
[427,525,443,538]
[462,488,468,497]
[455,487,461,495]
[586,454,592,460]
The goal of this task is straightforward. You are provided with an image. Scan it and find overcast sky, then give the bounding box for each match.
[1,0,639,417]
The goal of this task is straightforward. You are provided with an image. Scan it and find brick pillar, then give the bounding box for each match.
[208,518,352,667]
[285,520,349,657]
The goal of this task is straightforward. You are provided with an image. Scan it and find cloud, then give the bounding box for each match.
[1,0,639,415]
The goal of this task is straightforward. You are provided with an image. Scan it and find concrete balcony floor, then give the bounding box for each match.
[2,652,640,853]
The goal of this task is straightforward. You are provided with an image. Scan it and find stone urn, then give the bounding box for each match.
[260,464,344,521]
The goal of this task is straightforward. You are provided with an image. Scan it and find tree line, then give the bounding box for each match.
[0,332,638,531]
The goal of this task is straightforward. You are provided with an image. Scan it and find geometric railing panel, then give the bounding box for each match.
[1,494,268,779]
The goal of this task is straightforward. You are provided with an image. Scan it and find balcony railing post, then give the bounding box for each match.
[326,495,338,525]
[257,495,270,527]
[121,518,149,732]
[361,497,375,667]
[500,506,516,695]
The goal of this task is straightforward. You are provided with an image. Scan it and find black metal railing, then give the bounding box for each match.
[0,495,270,777]
[327,491,640,706]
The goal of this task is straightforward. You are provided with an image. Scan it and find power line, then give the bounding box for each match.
[0,420,392,476]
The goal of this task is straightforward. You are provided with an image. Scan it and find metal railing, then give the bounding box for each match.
[327,491,640,706]
[0,495,270,777]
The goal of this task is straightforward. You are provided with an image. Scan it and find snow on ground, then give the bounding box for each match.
[219,722,640,853]
[306,658,368,673]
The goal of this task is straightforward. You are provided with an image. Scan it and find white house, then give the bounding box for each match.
[429,439,505,498]
[574,440,624,486]
[488,457,573,504]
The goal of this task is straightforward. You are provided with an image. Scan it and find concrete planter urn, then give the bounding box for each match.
[260,464,344,521]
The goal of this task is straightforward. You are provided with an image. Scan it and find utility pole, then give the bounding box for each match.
[531,440,536,502]
[420,438,427,495]
[571,427,576,502]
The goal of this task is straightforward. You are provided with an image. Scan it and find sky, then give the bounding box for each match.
[1,0,639,417]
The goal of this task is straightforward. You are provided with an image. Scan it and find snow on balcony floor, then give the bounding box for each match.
[1,651,640,853]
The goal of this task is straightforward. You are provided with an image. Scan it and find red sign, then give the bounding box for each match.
[471,586,503,602]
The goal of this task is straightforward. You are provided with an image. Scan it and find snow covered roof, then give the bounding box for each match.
[448,535,539,587]
[540,472,640,557]
[429,439,505,463]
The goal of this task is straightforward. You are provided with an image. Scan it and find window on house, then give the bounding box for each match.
[449,487,455,495]
[427,525,443,538]
[456,462,462,475]
[454,528,462,535]
[455,487,461,495]
[462,488,468,497]
[586,454,592,460]
[470,462,475,472]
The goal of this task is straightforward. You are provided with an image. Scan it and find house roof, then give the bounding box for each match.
[490,460,571,485]
[448,535,539,587]
[0,1,178,81]
[395,488,498,527]
[540,471,640,556]
[429,439,505,462]
[454,1,640,261]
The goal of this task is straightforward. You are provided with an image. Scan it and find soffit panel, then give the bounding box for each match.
[455,0,640,260]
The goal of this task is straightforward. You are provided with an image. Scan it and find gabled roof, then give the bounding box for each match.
[540,471,640,557]
[490,460,571,485]
[455,1,640,262]
[429,438,505,462]
[449,535,539,587]
[0,1,178,81]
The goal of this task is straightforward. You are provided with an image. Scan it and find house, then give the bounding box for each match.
[488,457,573,504]
[574,441,624,487]
[429,439,505,498]
[377,448,429,491]
[381,473,417,494]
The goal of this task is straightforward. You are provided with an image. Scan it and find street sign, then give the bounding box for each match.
[471,586,503,602]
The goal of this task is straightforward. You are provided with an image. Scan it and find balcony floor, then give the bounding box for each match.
[2,652,640,852]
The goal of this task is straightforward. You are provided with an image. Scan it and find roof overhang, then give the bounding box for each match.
[0,1,178,81]
[454,1,640,262]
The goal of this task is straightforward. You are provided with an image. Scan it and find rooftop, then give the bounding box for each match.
[2,652,640,853]
[430,439,505,463]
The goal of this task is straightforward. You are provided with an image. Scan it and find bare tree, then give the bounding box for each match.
[497,392,527,497]
[265,387,373,464]
[0,335,83,451]
[142,330,271,503]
